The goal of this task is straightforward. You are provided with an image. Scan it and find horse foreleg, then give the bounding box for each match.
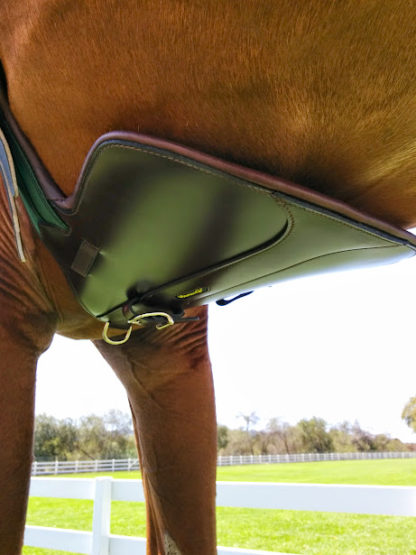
[0,309,55,555]
[0,299,55,553]
[0,184,56,553]
[94,307,217,555]
[0,330,37,553]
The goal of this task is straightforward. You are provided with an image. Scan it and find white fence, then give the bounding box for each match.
[25,476,416,555]
[31,451,416,475]
[32,458,140,476]
[217,451,416,466]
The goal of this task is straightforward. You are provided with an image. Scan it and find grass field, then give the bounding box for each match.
[23,459,416,555]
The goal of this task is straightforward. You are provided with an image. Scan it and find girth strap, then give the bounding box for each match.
[0,128,25,261]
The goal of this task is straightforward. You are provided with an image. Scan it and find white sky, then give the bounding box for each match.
[37,252,416,443]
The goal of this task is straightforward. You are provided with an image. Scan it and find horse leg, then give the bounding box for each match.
[94,307,217,555]
[0,316,55,554]
[0,183,56,553]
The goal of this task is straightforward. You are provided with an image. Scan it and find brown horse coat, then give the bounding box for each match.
[1,1,416,553]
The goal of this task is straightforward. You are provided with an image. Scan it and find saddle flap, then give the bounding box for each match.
[39,133,416,327]
[44,135,290,318]
[2,83,416,331]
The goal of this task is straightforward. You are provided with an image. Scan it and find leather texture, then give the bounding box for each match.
[1,92,416,329]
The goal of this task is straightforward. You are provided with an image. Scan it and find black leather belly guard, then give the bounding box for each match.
[2,91,416,332]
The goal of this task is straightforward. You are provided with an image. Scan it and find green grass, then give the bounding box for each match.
[23,459,416,555]
[216,459,416,486]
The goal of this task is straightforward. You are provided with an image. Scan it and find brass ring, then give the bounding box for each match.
[128,311,175,330]
[102,322,133,345]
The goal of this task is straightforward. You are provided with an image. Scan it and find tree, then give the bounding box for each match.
[266,418,302,454]
[372,433,408,452]
[34,411,136,461]
[351,421,377,452]
[329,421,357,453]
[217,424,229,451]
[104,409,133,435]
[220,429,253,455]
[297,417,334,453]
[34,414,78,461]
[238,412,259,434]
[76,415,107,459]
[252,430,273,455]
[77,413,136,459]
[402,396,416,432]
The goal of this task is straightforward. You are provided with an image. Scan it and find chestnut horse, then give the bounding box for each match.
[1,2,416,554]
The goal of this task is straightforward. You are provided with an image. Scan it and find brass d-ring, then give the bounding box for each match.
[102,322,133,345]
[103,311,175,345]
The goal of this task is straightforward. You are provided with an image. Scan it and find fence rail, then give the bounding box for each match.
[25,476,416,555]
[32,458,140,476]
[31,450,416,475]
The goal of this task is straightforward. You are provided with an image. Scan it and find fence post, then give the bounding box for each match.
[91,477,112,555]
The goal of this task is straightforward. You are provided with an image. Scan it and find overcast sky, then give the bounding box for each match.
[36,248,416,443]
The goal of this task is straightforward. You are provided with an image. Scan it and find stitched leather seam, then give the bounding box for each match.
[64,142,274,217]
[290,200,399,244]
[65,143,402,247]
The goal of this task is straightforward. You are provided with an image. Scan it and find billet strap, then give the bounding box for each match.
[0,129,25,261]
